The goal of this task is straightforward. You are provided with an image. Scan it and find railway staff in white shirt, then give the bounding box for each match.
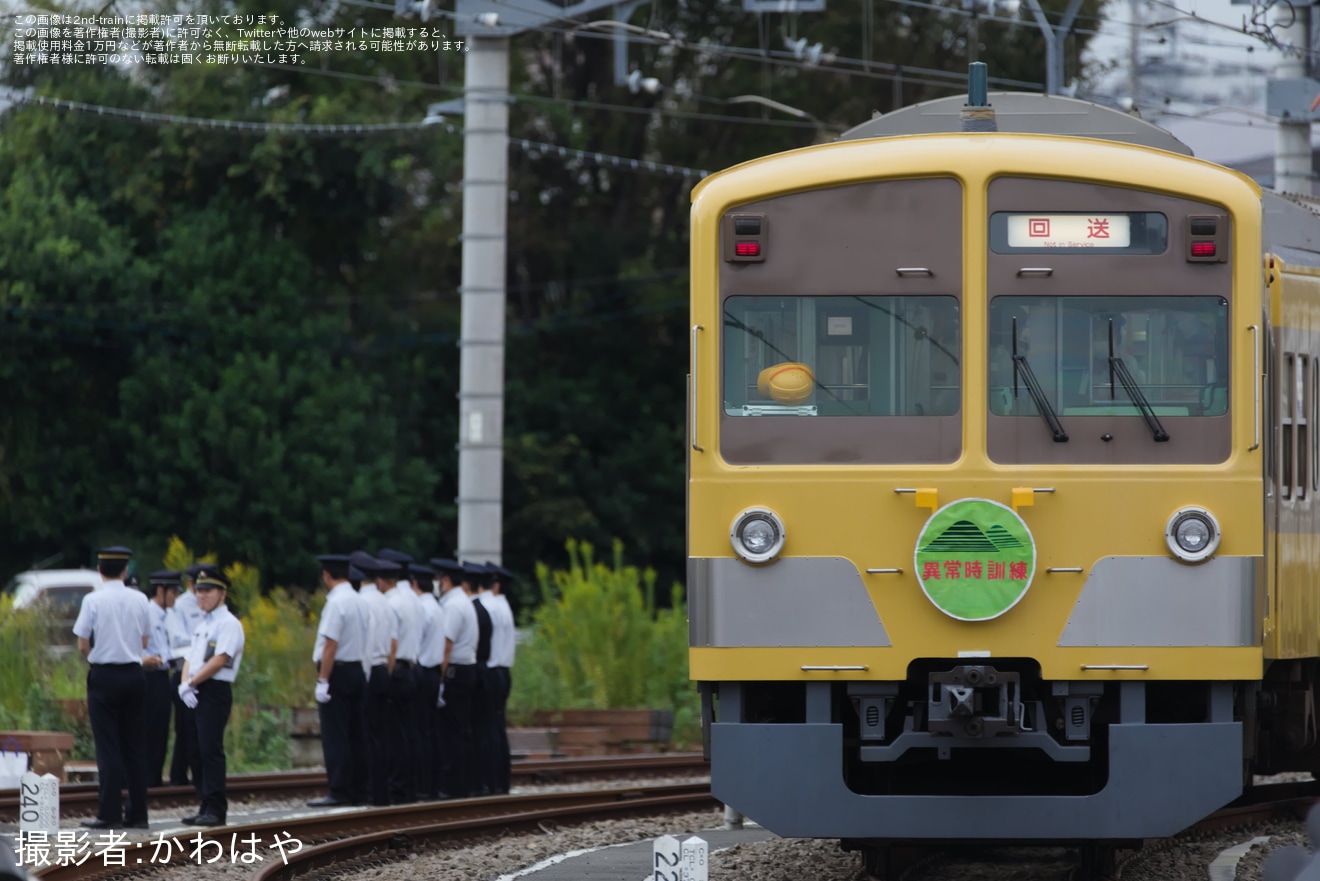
[73,546,152,830]
[435,559,479,799]
[177,569,245,827]
[307,554,370,808]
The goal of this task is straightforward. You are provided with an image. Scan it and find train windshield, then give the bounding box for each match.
[723,295,960,417]
[988,296,1229,419]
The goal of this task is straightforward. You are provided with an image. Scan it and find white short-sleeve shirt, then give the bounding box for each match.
[185,604,245,683]
[440,587,479,665]
[359,583,398,668]
[485,593,516,669]
[387,585,421,662]
[314,582,368,664]
[72,581,151,665]
[416,592,447,668]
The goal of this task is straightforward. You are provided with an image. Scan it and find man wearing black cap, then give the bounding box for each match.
[168,563,208,788]
[481,563,517,794]
[177,569,245,827]
[409,563,445,799]
[468,564,495,795]
[351,551,397,806]
[72,546,153,829]
[307,554,370,808]
[437,560,480,799]
[378,550,421,803]
[143,570,181,788]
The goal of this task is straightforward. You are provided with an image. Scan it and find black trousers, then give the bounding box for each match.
[168,668,200,788]
[413,666,440,798]
[143,669,172,788]
[317,663,368,803]
[191,679,232,819]
[487,666,512,794]
[387,663,417,803]
[471,663,491,794]
[438,664,477,798]
[87,663,149,824]
[364,665,391,806]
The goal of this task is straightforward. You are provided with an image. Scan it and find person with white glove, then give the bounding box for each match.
[436,683,446,709]
[306,554,369,809]
[177,569,245,828]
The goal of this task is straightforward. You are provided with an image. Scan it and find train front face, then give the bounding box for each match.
[687,134,1265,842]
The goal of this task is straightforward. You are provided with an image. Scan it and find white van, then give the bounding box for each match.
[8,569,102,612]
[6,569,104,654]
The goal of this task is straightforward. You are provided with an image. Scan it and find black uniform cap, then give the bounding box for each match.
[184,563,213,579]
[349,550,385,574]
[372,557,403,578]
[195,571,230,591]
[376,548,413,567]
[411,562,435,578]
[149,569,181,586]
[97,546,134,561]
[484,561,515,582]
[316,554,352,565]
[460,561,489,578]
[430,558,464,576]
[349,565,365,582]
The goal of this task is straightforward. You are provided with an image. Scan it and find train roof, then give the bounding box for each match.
[1265,192,1320,267]
[838,92,1320,267]
[839,92,1193,156]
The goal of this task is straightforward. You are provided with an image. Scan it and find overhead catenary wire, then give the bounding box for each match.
[1,89,711,178]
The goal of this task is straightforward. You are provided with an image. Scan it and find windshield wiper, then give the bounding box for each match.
[1011,317,1069,442]
[1107,319,1169,442]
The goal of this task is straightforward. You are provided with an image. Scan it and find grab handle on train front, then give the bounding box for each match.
[691,324,704,453]
[1249,324,1260,452]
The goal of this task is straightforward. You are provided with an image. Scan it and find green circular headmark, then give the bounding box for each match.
[913,498,1036,621]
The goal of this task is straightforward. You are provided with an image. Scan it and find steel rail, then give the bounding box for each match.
[27,782,715,881]
[249,786,716,881]
[0,753,706,821]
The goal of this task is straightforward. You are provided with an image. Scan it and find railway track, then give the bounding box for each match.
[24,781,716,881]
[0,753,707,822]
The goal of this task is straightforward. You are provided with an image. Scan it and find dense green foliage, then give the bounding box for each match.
[0,0,1101,592]
[509,540,699,744]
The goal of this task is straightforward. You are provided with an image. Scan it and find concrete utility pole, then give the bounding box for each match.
[455,34,510,565]
[1024,0,1084,95]
[1271,5,1313,196]
[452,0,633,564]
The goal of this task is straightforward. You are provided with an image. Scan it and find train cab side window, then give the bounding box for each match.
[722,295,961,417]
[1313,358,1318,492]
[1281,352,1309,502]
[1282,353,1295,500]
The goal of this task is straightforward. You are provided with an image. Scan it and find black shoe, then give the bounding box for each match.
[169,779,190,787]
[305,796,347,808]
[433,791,452,800]
[181,813,203,825]
[125,820,150,830]
[190,813,224,827]
[80,819,115,830]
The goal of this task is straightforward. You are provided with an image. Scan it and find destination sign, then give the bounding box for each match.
[1005,214,1132,248]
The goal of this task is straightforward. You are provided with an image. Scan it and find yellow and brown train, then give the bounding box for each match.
[687,83,1320,846]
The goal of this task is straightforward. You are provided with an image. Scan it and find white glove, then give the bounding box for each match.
[315,680,331,704]
[435,683,446,709]
[178,682,198,709]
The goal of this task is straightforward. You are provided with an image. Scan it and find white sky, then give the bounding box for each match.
[1080,0,1316,164]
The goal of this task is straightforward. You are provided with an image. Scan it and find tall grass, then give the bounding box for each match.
[508,539,699,746]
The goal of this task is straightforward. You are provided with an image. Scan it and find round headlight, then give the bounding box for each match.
[730,508,786,564]
[1165,507,1221,564]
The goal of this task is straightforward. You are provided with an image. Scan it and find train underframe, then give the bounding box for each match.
[701,658,1320,843]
